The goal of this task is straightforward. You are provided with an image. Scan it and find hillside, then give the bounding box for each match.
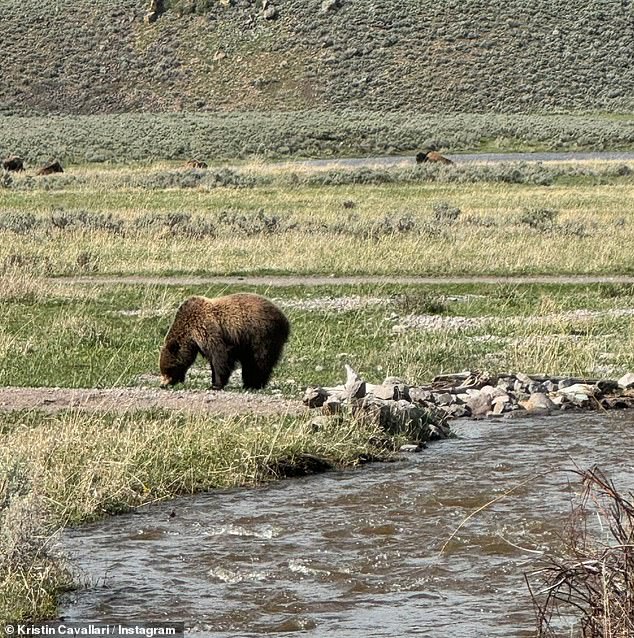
[2,0,633,116]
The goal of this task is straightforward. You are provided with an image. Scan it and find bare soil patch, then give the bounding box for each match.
[0,386,305,416]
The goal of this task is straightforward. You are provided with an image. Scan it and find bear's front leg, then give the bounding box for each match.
[209,349,232,390]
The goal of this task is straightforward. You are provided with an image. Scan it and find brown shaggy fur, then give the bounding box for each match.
[2,155,24,171]
[36,161,64,175]
[159,293,290,390]
[415,150,454,165]
[185,159,208,169]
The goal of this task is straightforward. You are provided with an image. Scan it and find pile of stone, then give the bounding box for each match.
[303,365,451,445]
[303,367,634,445]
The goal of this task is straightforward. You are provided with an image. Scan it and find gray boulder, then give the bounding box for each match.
[466,392,492,417]
[519,392,556,414]
[303,386,328,408]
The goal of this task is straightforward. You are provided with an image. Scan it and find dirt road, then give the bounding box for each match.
[52,274,634,287]
[0,386,305,416]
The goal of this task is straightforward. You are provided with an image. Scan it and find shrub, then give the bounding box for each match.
[216,209,283,236]
[0,170,13,189]
[432,201,462,223]
[0,212,38,234]
[393,292,448,315]
[132,212,216,238]
[519,207,559,232]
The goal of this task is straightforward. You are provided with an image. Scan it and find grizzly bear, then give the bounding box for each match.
[36,160,64,175]
[415,150,454,165]
[159,293,290,390]
[185,159,208,169]
[2,155,24,172]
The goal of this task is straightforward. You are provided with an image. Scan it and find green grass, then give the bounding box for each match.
[0,409,389,525]
[0,462,73,623]
[2,278,634,389]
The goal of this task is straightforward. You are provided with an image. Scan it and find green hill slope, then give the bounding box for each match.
[2,0,633,116]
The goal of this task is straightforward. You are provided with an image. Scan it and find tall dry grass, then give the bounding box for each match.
[0,462,71,622]
[527,467,634,637]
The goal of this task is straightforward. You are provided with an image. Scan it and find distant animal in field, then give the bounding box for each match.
[36,161,64,175]
[159,293,290,391]
[415,150,454,165]
[2,155,24,172]
[185,159,208,169]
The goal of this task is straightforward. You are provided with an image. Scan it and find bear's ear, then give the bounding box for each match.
[165,339,180,355]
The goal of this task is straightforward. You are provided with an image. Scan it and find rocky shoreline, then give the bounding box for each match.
[303,366,634,446]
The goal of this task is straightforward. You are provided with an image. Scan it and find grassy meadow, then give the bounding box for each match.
[3,276,634,390]
[1,159,634,277]
[2,156,634,623]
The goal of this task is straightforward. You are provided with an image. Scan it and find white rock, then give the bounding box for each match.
[491,401,507,415]
[482,385,509,398]
[557,383,596,396]
[618,373,634,389]
[344,364,366,399]
[399,444,423,453]
[370,384,398,401]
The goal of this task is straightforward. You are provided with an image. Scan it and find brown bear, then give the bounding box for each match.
[2,155,24,171]
[159,293,290,390]
[36,160,64,175]
[415,150,454,165]
[185,159,208,169]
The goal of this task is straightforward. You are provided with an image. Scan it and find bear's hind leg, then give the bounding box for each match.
[240,351,271,390]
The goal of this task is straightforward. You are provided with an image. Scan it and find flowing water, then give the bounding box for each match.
[59,412,634,636]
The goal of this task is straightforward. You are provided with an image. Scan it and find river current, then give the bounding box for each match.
[59,412,634,637]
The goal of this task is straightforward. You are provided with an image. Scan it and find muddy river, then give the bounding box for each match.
[59,412,634,636]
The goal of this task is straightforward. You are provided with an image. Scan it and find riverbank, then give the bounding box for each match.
[0,409,405,623]
[56,411,634,636]
[5,362,634,623]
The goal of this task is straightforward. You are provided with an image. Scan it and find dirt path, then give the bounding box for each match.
[51,274,634,287]
[0,386,305,416]
[296,151,634,169]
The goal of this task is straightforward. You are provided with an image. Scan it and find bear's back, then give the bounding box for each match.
[179,293,289,342]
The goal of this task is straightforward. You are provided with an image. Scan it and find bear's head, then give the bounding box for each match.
[415,151,428,164]
[159,340,188,388]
